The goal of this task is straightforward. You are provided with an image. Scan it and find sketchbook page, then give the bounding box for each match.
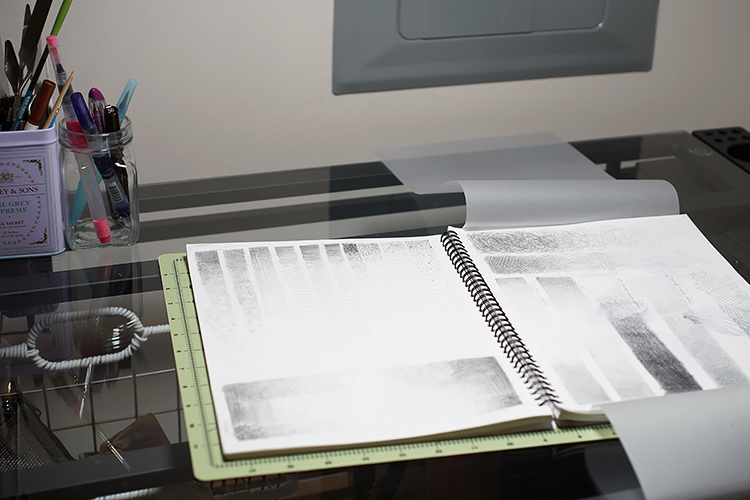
[454,214,750,415]
[186,235,548,458]
[457,179,679,230]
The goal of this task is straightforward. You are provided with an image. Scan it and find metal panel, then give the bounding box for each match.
[332,0,659,94]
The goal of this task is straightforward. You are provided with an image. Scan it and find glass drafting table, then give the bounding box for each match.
[2,128,750,499]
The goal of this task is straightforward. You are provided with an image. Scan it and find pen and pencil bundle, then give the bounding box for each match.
[50,36,140,248]
[57,112,140,249]
[1,0,67,131]
[1,1,141,253]
[47,31,139,248]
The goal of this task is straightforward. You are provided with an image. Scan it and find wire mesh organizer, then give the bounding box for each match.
[0,283,183,465]
[0,390,73,471]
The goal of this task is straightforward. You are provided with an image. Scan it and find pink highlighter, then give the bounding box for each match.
[66,120,111,243]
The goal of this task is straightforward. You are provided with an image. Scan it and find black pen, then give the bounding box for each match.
[103,105,129,200]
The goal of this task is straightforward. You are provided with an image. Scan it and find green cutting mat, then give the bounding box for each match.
[159,253,617,481]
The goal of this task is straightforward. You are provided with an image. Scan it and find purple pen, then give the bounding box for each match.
[88,88,106,133]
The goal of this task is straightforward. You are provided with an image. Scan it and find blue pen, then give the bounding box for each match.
[70,92,131,221]
[115,78,137,123]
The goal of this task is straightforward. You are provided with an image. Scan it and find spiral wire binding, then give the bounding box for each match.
[441,231,561,407]
[0,307,170,372]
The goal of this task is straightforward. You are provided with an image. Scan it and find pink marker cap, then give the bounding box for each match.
[93,219,111,243]
[65,120,88,149]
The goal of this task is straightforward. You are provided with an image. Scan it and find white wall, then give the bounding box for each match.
[2,0,749,184]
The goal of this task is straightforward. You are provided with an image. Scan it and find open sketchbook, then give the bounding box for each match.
[186,214,750,459]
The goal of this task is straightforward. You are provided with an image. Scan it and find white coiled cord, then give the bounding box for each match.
[0,307,170,371]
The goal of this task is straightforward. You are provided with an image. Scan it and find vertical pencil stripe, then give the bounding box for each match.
[522,277,609,404]
[646,277,748,386]
[248,246,285,318]
[194,249,222,287]
[193,249,233,320]
[600,302,702,393]
[223,248,261,327]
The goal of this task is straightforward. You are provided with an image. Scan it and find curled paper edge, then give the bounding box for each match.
[456,179,679,230]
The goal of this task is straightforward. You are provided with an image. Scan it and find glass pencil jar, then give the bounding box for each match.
[58,116,139,249]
